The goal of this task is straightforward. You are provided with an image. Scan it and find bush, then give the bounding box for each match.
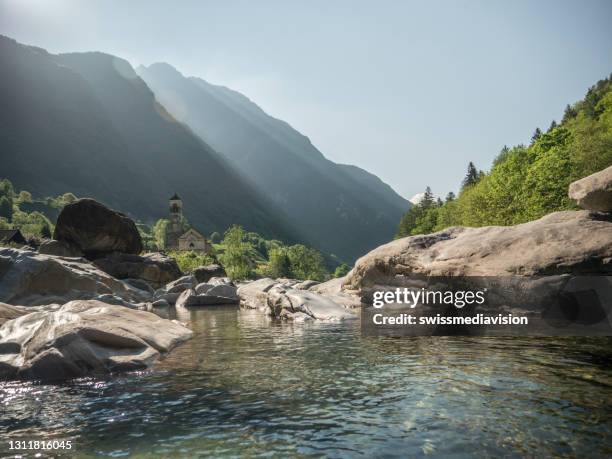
[167,250,215,273]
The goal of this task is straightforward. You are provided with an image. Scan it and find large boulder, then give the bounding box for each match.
[192,264,226,283]
[344,210,612,303]
[0,300,192,380]
[93,252,182,289]
[53,198,142,258]
[0,248,149,306]
[569,165,612,212]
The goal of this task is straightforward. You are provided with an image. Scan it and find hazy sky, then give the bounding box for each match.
[2,0,611,199]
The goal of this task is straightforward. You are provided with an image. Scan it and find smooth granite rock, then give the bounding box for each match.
[53,198,142,258]
[0,300,192,380]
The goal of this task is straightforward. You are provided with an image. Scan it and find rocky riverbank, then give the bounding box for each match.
[0,166,610,380]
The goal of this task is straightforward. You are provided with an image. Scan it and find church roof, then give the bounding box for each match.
[178,228,206,240]
[170,193,181,201]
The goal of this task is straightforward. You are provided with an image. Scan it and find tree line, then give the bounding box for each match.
[397,74,612,238]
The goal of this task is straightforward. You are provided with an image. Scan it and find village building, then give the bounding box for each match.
[165,194,213,254]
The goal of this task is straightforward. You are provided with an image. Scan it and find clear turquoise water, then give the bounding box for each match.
[1,306,611,458]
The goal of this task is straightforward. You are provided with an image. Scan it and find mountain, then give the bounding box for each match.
[137,63,410,260]
[0,35,296,242]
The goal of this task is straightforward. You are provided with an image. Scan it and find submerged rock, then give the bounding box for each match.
[93,252,182,289]
[0,248,149,306]
[53,198,143,258]
[569,165,612,212]
[0,300,192,381]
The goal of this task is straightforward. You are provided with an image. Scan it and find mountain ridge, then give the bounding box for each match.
[137,62,410,260]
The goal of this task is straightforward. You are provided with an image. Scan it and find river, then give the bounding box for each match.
[1,305,611,458]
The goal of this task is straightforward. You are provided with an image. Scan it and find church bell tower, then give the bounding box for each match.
[167,193,183,249]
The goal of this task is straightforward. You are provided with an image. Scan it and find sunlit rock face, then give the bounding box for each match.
[569,165,612,212]
[0,300,192,381]
[0,248,149,306]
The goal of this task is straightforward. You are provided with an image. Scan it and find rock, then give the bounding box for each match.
[237,278,280,311]
[569,165,612,212]
[0,303,27,326]
[0,248,149,306]
[151,299,170,308]
[0,300,192,380]
[38,239,83,258]
[53,198,143,258]
[122,278,155,295]
[164,275,197,292]
[238,278,356,320]
[344,210,612,303]
[175,288,238,307]
[193,264,226,283]
[310,277,362,309]
[195,278,238,301]
[93,252,182,289]
[293,280,320,290]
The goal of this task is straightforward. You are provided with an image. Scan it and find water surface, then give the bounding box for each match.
[1,306,611,458]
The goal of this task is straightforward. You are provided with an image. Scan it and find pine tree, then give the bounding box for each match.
[562,104,577,123]
[421,186,434,208]
[445,191,456,203]
[462,162,479,189]
[548,120,557,132]
[531,128,542,143]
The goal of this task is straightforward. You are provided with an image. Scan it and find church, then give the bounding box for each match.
[165,194,213,254]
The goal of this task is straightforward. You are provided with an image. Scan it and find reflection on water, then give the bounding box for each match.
[1,305,611,458]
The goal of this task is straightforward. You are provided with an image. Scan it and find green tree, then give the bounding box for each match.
[18,191,32,203]
[152,219,169,250]
[210,231,221,244]
[59,192,77,206]
[286,244,327,281]
[461,162,480,190]
[219,225,253,280]
[531,127,542,143]
[266,247,291,278]
[334,263,351,278]
[445,191,456,203]
[0,179,13,199]
[0,197,13,221]
[562,104,577,123]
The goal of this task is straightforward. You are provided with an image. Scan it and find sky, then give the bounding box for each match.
[1,0,611,200]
